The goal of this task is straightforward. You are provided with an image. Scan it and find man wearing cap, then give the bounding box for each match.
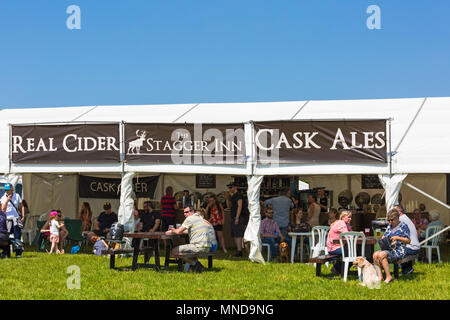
[94,202,118,238]
[226,182,245,257]
[1,183,25,258]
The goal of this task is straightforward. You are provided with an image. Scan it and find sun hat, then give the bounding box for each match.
[50,211,58,217]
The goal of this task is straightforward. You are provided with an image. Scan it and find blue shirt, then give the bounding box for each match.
[264,196,294,228]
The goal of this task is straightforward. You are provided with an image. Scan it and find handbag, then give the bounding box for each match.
[377,236,396,251]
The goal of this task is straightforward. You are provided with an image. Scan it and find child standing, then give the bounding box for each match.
[49,211,64,254]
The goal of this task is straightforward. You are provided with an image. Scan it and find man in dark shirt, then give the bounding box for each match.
[226,182,244,257]
[139,201,161,232]
[94,202,118,238]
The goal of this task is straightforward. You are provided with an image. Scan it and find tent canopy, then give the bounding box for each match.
[1,97,449,175]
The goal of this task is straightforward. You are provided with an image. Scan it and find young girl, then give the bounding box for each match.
[90,234,109,256]
[48,211,64,254]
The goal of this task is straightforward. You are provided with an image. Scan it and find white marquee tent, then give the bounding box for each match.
[1,97,449,262]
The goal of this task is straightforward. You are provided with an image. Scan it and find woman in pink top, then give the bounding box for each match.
[326,210,352,274]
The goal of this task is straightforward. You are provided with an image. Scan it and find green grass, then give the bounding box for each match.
[0,245,449,300]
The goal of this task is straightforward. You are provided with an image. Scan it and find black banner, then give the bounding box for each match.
[79,175,159,199]
[11,124,120,163]
[255,120,387,163]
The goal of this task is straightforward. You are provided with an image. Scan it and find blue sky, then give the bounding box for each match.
[1,0,449,108]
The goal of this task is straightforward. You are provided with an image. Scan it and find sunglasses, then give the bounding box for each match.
[266,211,274,214]
[184,210,192,214]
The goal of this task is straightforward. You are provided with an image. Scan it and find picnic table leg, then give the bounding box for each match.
[110,254,116,269]
[208,255,213,269]
[300,236,304,263]
[394,263,399,279]
[164,239,173,267]
[131,238,141,271]
[290,235,297,263]
[144,240,154,264]
[316,263,322,277]
[154,239,161,271]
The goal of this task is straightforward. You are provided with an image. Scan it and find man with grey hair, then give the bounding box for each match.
[393,205,420,274]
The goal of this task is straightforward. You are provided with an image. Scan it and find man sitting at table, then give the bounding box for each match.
[139,201,161,232]
[93,202,118,239]
[165,205,211,272]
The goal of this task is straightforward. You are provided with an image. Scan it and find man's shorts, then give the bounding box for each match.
[230,218,244,238]
[175,244,210,263]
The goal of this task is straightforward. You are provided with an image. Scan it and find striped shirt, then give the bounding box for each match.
[161,195,176,217]
[260,218,281,237]
[182,213,211,248]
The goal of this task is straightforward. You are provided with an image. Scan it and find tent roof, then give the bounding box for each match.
[1,97,449,174]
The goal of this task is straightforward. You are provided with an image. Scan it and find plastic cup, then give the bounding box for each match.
[176,224,181,228]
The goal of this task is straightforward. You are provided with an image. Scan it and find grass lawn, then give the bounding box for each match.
[0,244,449,300]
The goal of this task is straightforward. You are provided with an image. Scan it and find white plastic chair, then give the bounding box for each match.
[262,243,271,262]
[422,226,443,264]
[310,226,330,266]
[339,232,365,282]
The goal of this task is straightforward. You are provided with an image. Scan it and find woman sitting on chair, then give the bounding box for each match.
[372,209,411,284]
[326,210,352,274]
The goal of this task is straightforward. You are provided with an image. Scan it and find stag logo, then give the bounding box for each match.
[128,130,147,154]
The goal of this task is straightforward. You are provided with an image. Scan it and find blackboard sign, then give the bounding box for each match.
[196,174,216,189]
[79,175,159,199]
[361,175,383,189]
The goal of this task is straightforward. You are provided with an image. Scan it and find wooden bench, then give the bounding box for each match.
[393,254,419,278]
[309,254,341,277]
[171,251,217,271]
[102,246,155,269]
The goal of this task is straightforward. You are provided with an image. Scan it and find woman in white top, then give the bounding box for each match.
[307,194,321,228]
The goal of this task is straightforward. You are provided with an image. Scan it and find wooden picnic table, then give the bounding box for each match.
[123,232,186,271]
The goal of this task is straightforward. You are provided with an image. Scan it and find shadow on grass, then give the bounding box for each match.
[111,265,224,273]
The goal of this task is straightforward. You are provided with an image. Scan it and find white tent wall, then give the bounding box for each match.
[22,173,78,227]
[401,174,449,225]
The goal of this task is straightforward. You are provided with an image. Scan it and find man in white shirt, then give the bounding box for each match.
[394,205,420,275]
[0,183,25,258]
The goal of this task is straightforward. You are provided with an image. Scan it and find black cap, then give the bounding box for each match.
[227,182,237,187]
[103,202,111,210]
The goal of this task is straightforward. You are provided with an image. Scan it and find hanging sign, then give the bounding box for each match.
[124,123,246,165]
[78,175,159,199]
[11,124,120,163]
[254,120,387,163]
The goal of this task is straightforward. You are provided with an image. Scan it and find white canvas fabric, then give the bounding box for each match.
[378,174,408,212]
[243,175,265,264]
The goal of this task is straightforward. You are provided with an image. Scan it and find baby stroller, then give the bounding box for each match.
[0,218,24,258]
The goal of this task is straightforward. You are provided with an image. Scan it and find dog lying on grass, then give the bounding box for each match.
[353,257,381,289]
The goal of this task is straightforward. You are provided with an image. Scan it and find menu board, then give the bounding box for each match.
[196,174,216,189]
[361,175,383,189]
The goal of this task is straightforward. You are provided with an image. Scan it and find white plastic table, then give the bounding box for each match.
[288,232,312,263]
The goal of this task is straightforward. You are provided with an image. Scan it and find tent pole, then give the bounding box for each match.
[388,118,392,177]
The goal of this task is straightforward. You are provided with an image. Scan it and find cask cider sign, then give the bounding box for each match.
[11,124,120,163]
[255,120,387,163]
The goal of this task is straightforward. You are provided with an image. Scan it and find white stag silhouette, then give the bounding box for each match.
[128,130,147,154]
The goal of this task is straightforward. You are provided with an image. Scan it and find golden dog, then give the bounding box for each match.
[353,257,381,289]
[279,242,290,263]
